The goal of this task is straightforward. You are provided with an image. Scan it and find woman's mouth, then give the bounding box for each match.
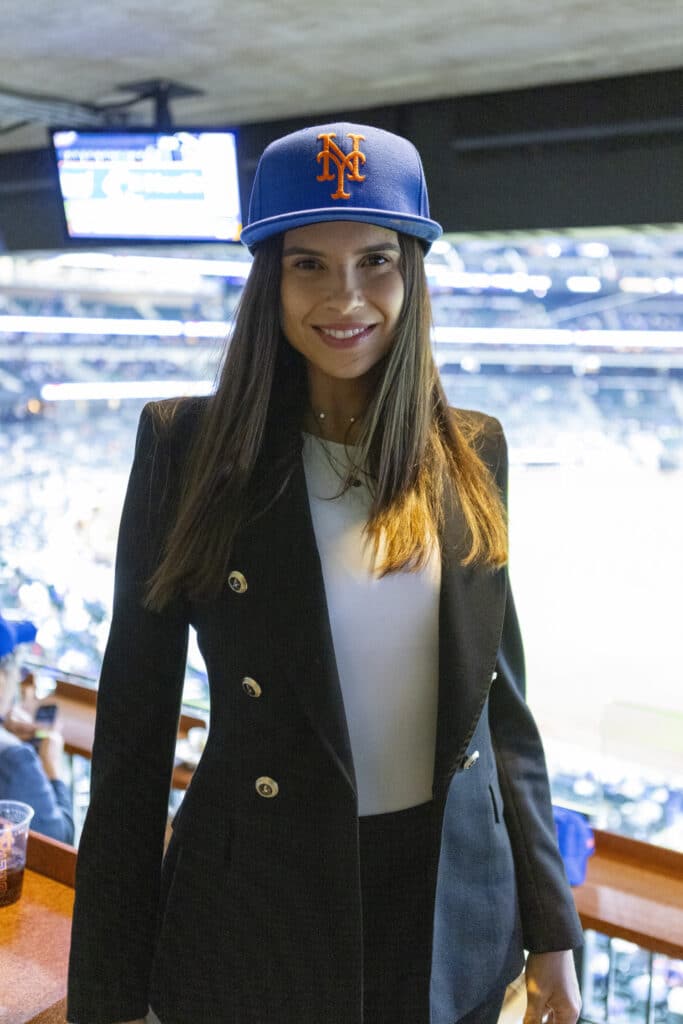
[314,324,376,348]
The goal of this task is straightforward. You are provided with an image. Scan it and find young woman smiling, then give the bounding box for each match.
[67,123,584,1024]
[280,221,405,429]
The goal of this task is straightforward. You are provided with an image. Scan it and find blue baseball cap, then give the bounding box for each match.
[241,122,442,252]
[0,614,37,659]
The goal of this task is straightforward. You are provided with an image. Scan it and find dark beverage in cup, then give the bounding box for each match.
[0,856,25,907]
[0,801,34,909]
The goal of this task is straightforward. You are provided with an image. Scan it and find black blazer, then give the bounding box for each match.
[67,398,583,1024]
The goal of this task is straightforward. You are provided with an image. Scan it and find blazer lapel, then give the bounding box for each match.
[258,449,507,807]
[260,454,358,799]
[433,487,508,794]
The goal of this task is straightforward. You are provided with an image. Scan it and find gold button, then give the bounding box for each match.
[242,676,262,698]
[228,571,248,594]
[255,776,279,798]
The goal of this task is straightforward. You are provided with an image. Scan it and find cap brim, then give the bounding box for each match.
[240,207,442,252]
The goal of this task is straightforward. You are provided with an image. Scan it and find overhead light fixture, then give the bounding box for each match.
[0,86,106,127]
[0,78,204,130]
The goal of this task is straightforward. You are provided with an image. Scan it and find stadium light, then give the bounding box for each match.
[620,276,683,295]
[48,253,252,281]
[424,268,552,292]
[0,315,228,338]
[620,277,658,294]
[566,276,602,293]
[429,240,453,256]
[40,381,213,402]
[578,243,610,259]
[430,326,683,349]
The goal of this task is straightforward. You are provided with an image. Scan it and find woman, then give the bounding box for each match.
[67,123,583,1024]
[0,612,75,844]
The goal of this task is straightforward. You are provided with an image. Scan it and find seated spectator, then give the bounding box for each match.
[0,613,74,844]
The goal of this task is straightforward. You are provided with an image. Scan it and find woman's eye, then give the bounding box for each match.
[364,253,391,267]
[293,258,320,270]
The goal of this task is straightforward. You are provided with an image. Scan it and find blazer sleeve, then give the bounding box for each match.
[67,402,190,1024]
[485,417,585,952]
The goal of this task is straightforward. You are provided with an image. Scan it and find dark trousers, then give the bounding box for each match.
[359,799,508,1024]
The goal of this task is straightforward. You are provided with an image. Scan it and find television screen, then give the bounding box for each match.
[50,128,242,242]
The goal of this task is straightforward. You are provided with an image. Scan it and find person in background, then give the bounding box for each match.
[0,612,75,844]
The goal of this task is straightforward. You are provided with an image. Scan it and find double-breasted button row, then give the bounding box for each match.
[228,570,248,594]
[229,564,271,797]
[240,675,274,797]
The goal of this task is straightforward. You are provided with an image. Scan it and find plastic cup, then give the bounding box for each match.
[0,801,34,908]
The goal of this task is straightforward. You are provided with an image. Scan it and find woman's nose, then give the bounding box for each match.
[325,269,363,312]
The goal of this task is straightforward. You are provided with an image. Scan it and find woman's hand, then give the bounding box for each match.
[523,950,582,1024]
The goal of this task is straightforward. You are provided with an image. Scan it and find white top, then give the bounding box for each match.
[301,432,441,816]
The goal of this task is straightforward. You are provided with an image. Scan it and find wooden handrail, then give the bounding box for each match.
[590,827,683,873]
[53,677,206,733]
[54,678,97,705]
[573,828,683,957]
[26,831,77,888]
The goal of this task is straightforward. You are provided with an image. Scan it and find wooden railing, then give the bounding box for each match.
[573,827,683,957]
[47,677,204,790]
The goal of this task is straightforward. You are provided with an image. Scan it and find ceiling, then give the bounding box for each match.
[1,0,682,155]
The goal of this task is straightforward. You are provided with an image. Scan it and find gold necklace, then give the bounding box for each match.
[316,410,358,425]
[304,401,370,488]
[314,435,364,489]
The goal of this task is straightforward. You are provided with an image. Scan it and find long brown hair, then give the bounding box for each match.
[144,232,507,611]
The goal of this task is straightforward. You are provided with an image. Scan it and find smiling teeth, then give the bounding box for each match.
[321,327,368,339]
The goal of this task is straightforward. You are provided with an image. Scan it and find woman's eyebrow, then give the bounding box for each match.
[282,242,401,257]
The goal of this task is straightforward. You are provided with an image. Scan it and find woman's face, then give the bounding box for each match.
[280,220,405,390]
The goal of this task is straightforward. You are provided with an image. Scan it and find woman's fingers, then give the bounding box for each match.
[523,950,582,1024]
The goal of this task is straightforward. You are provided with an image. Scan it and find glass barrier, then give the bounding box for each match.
[580,931,683,1024]
[1,227,681,851]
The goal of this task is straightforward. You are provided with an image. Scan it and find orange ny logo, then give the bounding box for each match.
[316,133,366,200]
